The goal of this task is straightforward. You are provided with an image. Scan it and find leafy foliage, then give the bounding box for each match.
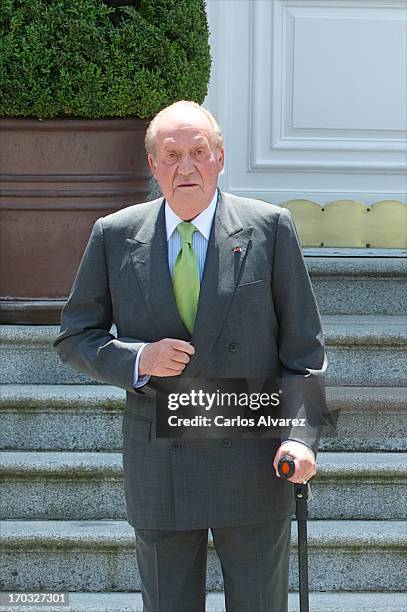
[0,0,211,118]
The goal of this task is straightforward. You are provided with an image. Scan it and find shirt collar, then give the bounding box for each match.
[165,189,218,241]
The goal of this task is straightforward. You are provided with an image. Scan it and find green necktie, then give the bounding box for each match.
[172,222,200,334]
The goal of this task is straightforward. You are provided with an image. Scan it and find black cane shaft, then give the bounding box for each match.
[278,456,310,612]
[298,514,309,612]
[296,484,309,612]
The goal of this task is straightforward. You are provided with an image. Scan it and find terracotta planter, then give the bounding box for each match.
[0,118,150,323]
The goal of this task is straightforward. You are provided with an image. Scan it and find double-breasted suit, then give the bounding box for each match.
[54,190,326,531]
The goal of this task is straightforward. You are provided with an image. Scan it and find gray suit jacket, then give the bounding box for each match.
[54,191,326,529]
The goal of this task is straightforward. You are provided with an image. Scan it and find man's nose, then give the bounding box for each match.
[177,154,195,174]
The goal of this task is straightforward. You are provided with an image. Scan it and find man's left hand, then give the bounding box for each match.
[273,441,317,484]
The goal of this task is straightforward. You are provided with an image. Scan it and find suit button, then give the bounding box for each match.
[222,438,232,448]
[228,342,239,353]
[171,441,182,450]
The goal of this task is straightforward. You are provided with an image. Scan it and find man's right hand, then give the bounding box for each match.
[139,338,195,377]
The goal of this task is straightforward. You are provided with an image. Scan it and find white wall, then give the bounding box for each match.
[204,0,407,205]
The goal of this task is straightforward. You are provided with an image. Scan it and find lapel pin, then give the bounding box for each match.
[233,246,242,253]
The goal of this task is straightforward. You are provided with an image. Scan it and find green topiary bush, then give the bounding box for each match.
[0,0,211,119]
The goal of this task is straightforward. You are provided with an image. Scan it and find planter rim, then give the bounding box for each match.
[0,117,150,130]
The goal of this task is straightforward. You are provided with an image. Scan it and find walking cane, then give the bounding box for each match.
[278,455,310,612]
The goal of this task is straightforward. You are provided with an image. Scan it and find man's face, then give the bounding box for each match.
[147,107,224,220]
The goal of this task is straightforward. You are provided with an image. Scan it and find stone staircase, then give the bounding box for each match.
[0,257,406,612]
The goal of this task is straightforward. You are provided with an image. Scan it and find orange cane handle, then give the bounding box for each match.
[278,455,295,479]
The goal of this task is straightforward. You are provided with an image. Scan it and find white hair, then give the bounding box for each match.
[145,100,223,156]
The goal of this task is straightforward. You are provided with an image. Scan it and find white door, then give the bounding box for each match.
[205,0,407,209]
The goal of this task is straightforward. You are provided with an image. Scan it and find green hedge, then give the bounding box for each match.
[0,0,211,119]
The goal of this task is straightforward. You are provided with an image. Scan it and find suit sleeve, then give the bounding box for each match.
[271,208,328,454]
[53,218,144,393]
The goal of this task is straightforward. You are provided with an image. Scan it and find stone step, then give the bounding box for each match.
[1,591,407,612]
[321,386,407,452]
[1,452,405,521]
[1,317,406,385]
[0,520,405,592]
[306,257,407,315]
[323,315,406,386]
[0,326,89,385]
[1,385,405,452]
[0,385,124,452]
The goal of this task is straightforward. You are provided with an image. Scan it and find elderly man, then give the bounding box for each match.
[54,101,325,612]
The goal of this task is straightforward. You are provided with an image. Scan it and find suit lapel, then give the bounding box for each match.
[186,192,253,377]
[126,200,189,341]
[126,193,253,369]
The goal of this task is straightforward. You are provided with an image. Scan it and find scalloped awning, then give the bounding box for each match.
[282,200,406,248]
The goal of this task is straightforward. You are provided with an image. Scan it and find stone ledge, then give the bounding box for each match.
[323,315,407,346]
[1,520,405,591]
[1,591,407,612]
[0,314,407,349]
[1,385,405,452]
[1,451,405,521]
[1,519,405,549]
[1,451,405,480]
[2,316,406,348]
[0,385,126,412]
[1,384,404,412]
[305,257,407,276]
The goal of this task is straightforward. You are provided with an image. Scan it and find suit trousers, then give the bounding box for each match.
[134,516,292,612]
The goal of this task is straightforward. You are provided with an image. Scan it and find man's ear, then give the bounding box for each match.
[218,147,225,172]
[147,154,156,175]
